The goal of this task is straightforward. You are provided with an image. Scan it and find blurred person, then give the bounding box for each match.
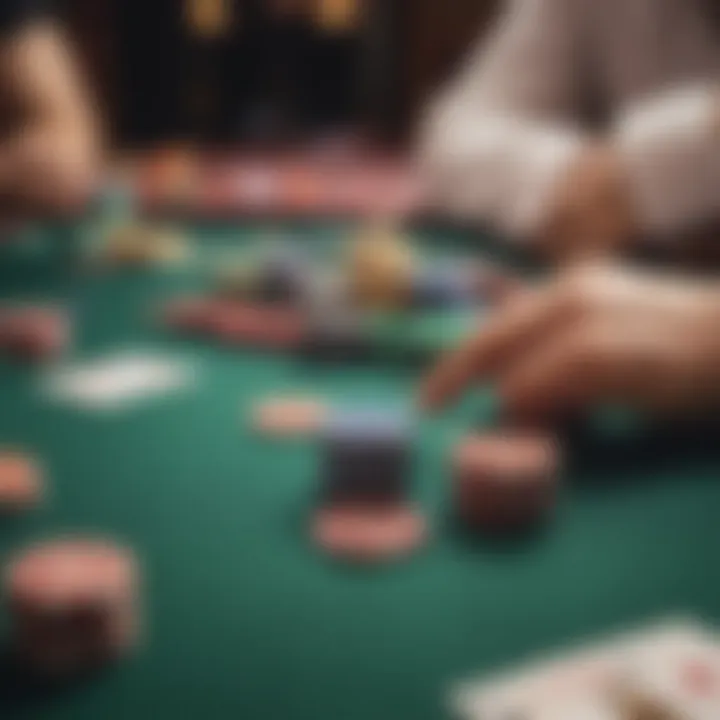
[421,264,720,421]
[0,0,97,219]
[419,0,720,262]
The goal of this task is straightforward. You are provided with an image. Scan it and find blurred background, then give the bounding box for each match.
[61,0,498,153]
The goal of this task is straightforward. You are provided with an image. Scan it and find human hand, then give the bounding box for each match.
[420,264,720,420]
[537,144,637,263]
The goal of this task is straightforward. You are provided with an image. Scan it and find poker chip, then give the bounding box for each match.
[5,538,140,675]
[348,223,415,309]
[613,635,720,720]
[253,396,328,437]
[0,450,43,511]
[102,224,156,266]
[311,504,427,564]
[0,306,70,361]
[162,296,218,334]
[209,302,305,350]
[452,430,561,532]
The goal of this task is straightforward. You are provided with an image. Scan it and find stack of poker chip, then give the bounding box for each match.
[163,294,305,350]
[5,538,141,676]
[312,406,427,563]
[215,241,312,306]
[299,271,370,361]
[451,430,561,533]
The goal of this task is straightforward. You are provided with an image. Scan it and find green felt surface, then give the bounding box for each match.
[0,221,719,720]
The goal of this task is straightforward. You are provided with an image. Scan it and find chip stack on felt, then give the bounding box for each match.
[311,406,427,563]
[451,429,561,533]
[5,538,141,676]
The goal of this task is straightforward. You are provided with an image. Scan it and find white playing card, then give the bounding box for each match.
[450,617,717,720]
[41,349,196,412]
[615,630,720,720]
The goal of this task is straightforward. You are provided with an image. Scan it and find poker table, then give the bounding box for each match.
[0,217,719,720]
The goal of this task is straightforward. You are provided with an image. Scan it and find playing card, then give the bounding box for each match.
[451,618,718,720]
[41,350,196,412]
[615,628,720,719]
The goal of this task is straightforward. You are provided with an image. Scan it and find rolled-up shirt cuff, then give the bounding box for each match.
[420,113,584,239]
[614,84,720,237]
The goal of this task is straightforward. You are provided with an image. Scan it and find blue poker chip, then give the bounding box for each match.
[323,404,416,445]
[410,262,476,309]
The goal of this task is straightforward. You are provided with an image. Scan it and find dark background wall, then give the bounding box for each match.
[61,0,500,149]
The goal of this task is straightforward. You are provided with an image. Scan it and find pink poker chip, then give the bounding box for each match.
[312,504,427,564]
[1,306,70,361]
[163,296,218,334]
[452,430,561,531]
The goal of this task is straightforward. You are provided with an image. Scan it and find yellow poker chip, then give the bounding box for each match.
[348,222,415,309]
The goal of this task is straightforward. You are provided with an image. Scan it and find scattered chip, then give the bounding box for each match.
[253,396,328,437]
[0,450,43,511]
[0,306,70,361]
[348,222,415,309]
[214,262,260,299]
[209,302,306,349]
[162,296,218,334]
[98,223,188,269]
[312,503,427,564]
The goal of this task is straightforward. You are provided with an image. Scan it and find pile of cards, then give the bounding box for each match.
[452,618,720,719]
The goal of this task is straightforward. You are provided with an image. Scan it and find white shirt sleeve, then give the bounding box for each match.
[614,83,720,237]
[417,0,586,239]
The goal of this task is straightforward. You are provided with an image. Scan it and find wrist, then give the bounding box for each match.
[692,288,720,406]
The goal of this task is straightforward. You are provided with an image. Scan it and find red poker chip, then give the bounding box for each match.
[204,301,249,342]
[163,296,218,334]
[208,302,305,350]
[7,538,138,609]
[312,503,427,564]
[0,451,43,511]
[0,307,70,361]
[452,430,561,532]
[249,306,305,349]
[6,538,140,674]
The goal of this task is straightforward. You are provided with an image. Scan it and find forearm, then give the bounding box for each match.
[420,109,584,237]
[0,120,97,216]
[613,83,720,239]
[418,0,585,238]
[0,21,100,215]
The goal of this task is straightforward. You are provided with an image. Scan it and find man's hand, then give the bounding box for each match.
[420,264,720,420]
[537,145,637,263]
